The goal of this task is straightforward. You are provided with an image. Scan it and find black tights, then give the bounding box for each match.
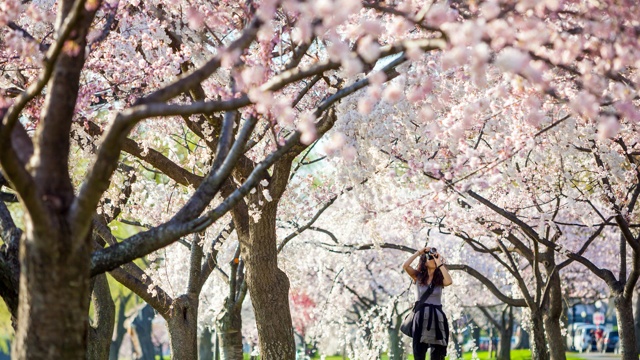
[413,342,446,360]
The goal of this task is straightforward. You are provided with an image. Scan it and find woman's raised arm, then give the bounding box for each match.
[403,248,426,280]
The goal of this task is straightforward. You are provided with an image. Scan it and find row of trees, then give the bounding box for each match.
[1,0,640,359]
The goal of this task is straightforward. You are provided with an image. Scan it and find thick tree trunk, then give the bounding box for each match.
[387,315,404,360]
[543,267,566,360]
[216,300,243,360]
[241,203,295,359]
[614,294,639,360]
[110,294,132,360]
[199,327,214,360]
[13,225,92,359]
[497,307,513,360]
[87,274,116,360]
[8,0,100,356]
[167,295,199,360]
[530,310,549,360]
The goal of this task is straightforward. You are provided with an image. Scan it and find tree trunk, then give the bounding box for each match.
[128,304,156,360]
[387,315,404,360]
[110,294,133,360]
[87,274,116,360]
[199,327,214,360]
[634,287,640,354]
[497,307,513,360]
[241,203,295,359]
[514,325,529,349]
[543,267,566,360]
[530,310,549,360]
[13,224,92,359]
[167,295,199,360]
[472,321,480,348]
[216,299,243,360]
[450,318,462,358]
[614,294,639,360]
[10,0,99,355]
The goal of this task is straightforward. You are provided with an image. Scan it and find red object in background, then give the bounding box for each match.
[595,328,604,341]
[290,291,317,337]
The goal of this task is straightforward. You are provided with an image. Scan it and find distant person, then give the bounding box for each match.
[403,246,454,360]
[595,327,604,351]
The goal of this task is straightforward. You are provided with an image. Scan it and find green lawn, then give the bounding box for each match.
[460,350,585,360]
[244,350,587,360]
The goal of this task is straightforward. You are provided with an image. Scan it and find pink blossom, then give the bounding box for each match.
[323,132,347,155]
[425,4,451,27]
[298,112,317,145]
[419,106,435,123]
[382,83,403,103]
[313,0,334,18]
[480,1,501,20]
[357,36,381,64]
[342,56,363,77]
[85,0,100,12]
[390,18,413,36]
[407,86,427,103]
[357,98,375,115]
[62,40,81,57]
[291,24,312,45]
[221,48,241,68]
[597,116,620,140]
[495,48,530,73]
[328,40,350,62]
[441,47,469,70]
[368,71,387,86]
[0,0,22,26]
[526,110,544,127]
[570,91,599,120]
[342,145,357,163]
[361,20,383,36]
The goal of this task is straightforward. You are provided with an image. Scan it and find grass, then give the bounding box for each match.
[244,350,587,360]
[460,350,585,360]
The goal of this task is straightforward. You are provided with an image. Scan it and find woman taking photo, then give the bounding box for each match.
[403,247,453,360]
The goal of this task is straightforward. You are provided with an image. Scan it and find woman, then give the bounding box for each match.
[403,246,453,360]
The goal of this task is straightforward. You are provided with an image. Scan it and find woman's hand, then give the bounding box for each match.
[434,252,444,266]
[435,251,453,286]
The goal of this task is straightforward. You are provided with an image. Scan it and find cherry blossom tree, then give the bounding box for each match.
[0,0,447,358]
[3,0,640,359]
[323,1,640,359]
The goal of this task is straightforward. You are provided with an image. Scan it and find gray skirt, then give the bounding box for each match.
[413,304,447,346]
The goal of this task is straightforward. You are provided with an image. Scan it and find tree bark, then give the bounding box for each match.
[7,0,101,356]
[387,315,404,360]
[216,299,243,360]
[497,307,513,360]
[543,264,566,360]
[241,202,295,359]
[13,221,93,359]
[634,287,640,354]
[530,310,549,360]
[167,295,199,360]
[614,294,639,360]
[110,294,133,360]
[87,274,116,360]
[199,327,214,360]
